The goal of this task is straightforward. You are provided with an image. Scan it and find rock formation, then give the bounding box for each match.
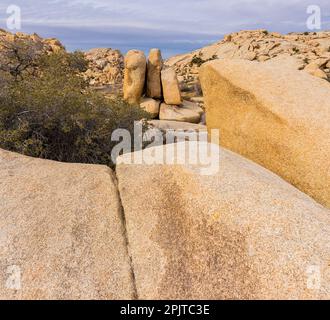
[161,67,182,105]
[123,50,147,105]
[123,48,202,124]
[200,59,330,208]
[116,142,330,300]
[146,48,163,99]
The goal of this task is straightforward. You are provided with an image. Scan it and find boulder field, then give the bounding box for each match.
[1,144,330,300]
[199,59,330,208]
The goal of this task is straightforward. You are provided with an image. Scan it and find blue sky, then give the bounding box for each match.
[0,0,329,58]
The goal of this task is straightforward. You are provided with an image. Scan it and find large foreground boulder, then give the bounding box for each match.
[123,50,146,105]
[117,142,330,300]
[0,149,134,300]
[200,59,330,208]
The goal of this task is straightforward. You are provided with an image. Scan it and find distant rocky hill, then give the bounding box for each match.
[165,29,330,92]
[0,29,65,53]
[0,30,124,90]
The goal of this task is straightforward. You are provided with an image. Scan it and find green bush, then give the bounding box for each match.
[0,50,150,168]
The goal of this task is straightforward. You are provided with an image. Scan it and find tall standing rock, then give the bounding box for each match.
[161,67,182,105]
[146,49,163,99]
[123,50,146,105]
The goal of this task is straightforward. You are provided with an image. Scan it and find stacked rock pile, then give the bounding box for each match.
[123,49,204,124]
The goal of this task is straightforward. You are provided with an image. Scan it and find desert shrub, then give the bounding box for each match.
[191,55,205,67]
[0,50,149,167]
[0,37,43,80]
[180,83,194,92]
[190,53,218,67]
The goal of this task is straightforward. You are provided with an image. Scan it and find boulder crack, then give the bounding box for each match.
[112,168,138,300]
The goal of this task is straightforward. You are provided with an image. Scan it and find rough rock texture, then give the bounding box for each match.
[147,49,163,99]
[200,59,330,208]
[159,100,203,124]
[166,30,330,93]
[84,48,124,87]
[0,149,134,300]
[161,67,182,105]
[123,50,146,105]
[140,97,160,118]
[117,142,330,300]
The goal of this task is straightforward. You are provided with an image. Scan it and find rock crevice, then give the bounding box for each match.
[112,170,139,300]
